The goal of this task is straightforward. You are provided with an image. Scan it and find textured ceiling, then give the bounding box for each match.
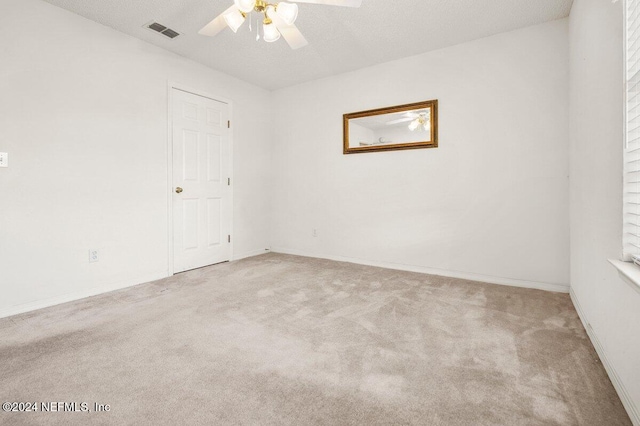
[41,0,573,90]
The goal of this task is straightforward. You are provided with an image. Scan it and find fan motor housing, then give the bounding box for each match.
[254,0,268,12]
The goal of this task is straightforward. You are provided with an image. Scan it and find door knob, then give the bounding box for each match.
[175,187,183,193]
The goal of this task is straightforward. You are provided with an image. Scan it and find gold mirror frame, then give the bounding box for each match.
[343,100,438,154]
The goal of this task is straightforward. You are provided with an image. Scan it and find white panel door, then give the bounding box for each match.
[172,88,231,273]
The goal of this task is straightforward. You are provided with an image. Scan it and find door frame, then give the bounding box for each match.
[167,81,234,276]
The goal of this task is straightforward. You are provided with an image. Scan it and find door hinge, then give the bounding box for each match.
[227,235,231,243]
[227,120,230,128]
[227,177,231,186]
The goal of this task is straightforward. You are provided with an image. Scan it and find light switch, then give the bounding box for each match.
[0,152,7,168]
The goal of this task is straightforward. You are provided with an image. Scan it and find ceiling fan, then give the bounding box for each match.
[198,0,362,50]
[386,110,431,131]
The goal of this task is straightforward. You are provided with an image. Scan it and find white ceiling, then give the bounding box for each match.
[42,0,573,90]
[355,111,426,130]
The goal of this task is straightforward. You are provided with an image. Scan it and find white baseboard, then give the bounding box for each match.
[570,288,640,426]
[270,247,569,293]
[232,248,271,261]
[0,272,167,320]
[0,250,271,320]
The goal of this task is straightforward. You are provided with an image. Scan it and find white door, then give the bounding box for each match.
[172,88,231,273]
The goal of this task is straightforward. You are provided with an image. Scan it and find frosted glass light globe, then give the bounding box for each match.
[234,0,256,13]
[224,9,246,32]
[276,2,298,25]
[263,22,281,42]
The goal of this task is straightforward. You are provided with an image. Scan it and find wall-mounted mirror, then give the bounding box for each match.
[343,100,438,154]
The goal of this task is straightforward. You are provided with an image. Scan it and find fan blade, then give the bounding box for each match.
[269,8,308,49]
[290,0,362,7]
[386,117,414,125]
[198,5,236,37]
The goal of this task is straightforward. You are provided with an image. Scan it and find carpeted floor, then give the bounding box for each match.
[0,253,630,425]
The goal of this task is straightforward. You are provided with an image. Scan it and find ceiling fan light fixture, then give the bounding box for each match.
[234,0,256,13]
[223,8,246,33]
[276,2,299,25]
[200,0,360,50]
[263,20,281,42]
[408,119,420,131]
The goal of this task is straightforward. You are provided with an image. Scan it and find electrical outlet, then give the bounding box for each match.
[312,228,318,237]
[89,250,99,263]
[0,152,7,168]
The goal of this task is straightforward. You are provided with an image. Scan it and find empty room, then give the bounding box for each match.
[1,0,639,424]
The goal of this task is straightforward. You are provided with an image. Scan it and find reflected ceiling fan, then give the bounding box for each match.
[198,0,362,49]
[386,110,431,131]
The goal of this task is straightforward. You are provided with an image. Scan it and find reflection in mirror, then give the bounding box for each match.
[343,100,438,154]
[350,109,431,147]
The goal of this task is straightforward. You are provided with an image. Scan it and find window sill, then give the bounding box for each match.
[608,259,640,295]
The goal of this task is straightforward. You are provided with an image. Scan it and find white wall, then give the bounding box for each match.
[569,0,640,422]
[0,0,272,316]
[373,126,430,145]
[349,123,376,147]
[270,19,570,291]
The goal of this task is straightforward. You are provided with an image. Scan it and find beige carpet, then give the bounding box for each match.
[0,253,630,425]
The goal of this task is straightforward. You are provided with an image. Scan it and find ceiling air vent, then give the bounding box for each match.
[144,21,181,39]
